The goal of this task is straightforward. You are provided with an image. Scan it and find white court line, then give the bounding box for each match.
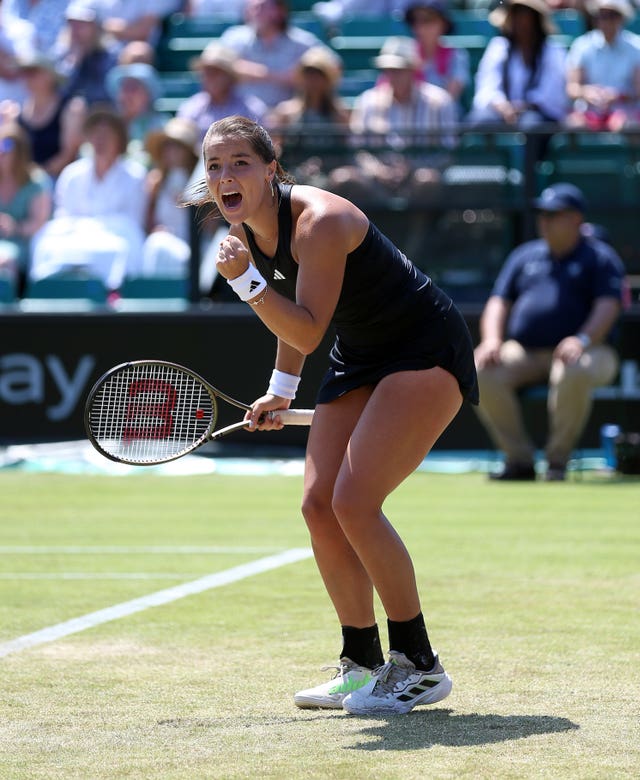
[0,548,313,658]
[0,546,284,554]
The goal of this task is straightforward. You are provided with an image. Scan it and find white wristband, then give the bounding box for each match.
[227,264,267,302]
[267,369,300,400]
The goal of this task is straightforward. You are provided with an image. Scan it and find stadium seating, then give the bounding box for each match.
[119,276,188,299]
[145,9,640,302]
[0,272,16,305]
[114,276,190,311]
[536,133,640,208]
[24,274,108,302]
[20,274,109,311]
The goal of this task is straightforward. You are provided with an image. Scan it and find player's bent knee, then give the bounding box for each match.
[301,490,335,534]
[331,488,377,532]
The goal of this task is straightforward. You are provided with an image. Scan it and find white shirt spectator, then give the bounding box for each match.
[95,0,182,47]
[220,18,326,108]
[566,28,640,98]
[0,14,36,102]
[312,0,405,26]
[351,80,457,148]
[470,36,568,122]
[1,0,69,56]
[186,0,244,18]
[30,155,148,289]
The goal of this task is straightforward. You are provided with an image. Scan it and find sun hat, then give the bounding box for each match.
[587,0,635,19]
[296,46,343,86]
[189,43,239,77]
[489,0,558,35]
[145,117,200,163]
[532,183,587,214]
[372,36,420,70]
[403,0,455,35]
[106,63,163,102]
[65,0,101,22]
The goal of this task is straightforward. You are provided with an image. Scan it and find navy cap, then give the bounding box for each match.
[533,183,587,214]
[403,1,455,34]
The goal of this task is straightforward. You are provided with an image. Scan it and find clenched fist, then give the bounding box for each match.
[216,235,251,280]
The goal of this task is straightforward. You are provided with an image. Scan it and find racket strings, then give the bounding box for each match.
[89,363,216,463]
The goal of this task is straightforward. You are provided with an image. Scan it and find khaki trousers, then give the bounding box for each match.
[475,340,619,466]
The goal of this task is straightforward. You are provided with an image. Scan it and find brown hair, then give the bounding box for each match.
[83,105,129,155]
[0,122,35,186]
[185,115,294,209]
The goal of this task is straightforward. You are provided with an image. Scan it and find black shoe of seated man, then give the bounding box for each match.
[489,463,536,481]
[544,464,566,482]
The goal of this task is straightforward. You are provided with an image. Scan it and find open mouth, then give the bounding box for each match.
[221,191,242,209]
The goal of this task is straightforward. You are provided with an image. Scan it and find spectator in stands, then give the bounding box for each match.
[0,7,36,104]
[467,0,568,134]
[184,0,245,18]
[5,51,86,179]
[311,0,405,30]
[53,1,118,107]
[1,0,69,57]
[106,61,165,163]
[95,0,182,51]
[474,182,624,481]
[177,42,266,144]
[328,36,456,205]
[140,116,199,277]
[565,0,640,131]
[29,106,147,292]
[117,40,155,67]
[219,0,328,109]
[265,45,350,186]
[403,0,471,117]
[0,121,52,295]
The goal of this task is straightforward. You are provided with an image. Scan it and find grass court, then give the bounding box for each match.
[0,470,638,779]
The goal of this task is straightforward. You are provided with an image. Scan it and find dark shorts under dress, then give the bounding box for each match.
[317,295,479,406]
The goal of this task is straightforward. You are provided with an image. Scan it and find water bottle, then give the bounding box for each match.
[600,424,622,469]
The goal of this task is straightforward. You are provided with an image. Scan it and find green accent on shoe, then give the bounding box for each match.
[328,673,372,695]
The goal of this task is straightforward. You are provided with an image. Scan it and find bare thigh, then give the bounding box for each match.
[334,367,463,510]
[303,385,373,506]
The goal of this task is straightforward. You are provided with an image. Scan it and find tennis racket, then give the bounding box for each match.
[84,360,314,466]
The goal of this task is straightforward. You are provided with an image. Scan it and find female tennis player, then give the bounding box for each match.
[203,115,478,715]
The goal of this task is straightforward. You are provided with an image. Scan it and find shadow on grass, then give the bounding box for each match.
[158,710,579,751]
[344,709,579,751]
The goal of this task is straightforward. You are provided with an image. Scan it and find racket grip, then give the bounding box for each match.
[270,408,314,426]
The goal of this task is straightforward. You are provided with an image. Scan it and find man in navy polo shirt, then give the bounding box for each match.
[474,183,625,481]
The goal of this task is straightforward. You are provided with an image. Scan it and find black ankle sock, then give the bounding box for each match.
[387,612,435,671]
[340,624,384,669]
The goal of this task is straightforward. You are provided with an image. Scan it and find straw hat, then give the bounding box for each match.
[296,46,343,86]
[190,43,239,78]
[489,0,557,35]
[145,117,200,163]
[372,36,420,70]
[587,0,635,19]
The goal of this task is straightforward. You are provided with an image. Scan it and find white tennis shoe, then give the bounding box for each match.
[294,657,373,709]
[342,650,452,715]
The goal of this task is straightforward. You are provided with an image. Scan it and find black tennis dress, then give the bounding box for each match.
[242,184,479,406]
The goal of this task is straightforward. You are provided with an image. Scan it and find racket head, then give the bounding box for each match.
[85,360,218,465]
